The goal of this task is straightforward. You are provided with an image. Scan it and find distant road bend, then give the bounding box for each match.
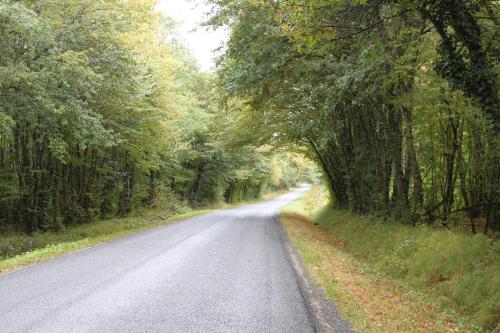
[0,188,352,333]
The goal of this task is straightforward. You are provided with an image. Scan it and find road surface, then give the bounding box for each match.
[0,189,350,332]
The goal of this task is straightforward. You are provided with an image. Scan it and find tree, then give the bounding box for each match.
[208,0,499,230]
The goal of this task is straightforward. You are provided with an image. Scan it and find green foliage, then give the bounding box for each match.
[402,0,500,131]
[209,0,499,231]
[0,0,305,234]
[212,2,499,327]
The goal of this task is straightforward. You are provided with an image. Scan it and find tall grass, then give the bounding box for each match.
[284,189,500,331]
[0,205,206,268]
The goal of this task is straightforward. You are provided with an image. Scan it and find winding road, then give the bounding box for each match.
[0,189,351,333]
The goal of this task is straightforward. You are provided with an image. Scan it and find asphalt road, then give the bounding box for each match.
[0,189,349,333]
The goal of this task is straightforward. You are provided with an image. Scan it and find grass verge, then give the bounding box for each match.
[0,209,211,273]
[0,189,288,274]
[281,188,499,332]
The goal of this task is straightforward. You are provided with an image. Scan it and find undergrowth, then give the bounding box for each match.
[0,206,211,272]
[282,188,499,331]
[0,190,286,273]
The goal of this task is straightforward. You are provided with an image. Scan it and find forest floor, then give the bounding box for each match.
[280,188,499,333]
[0,190,286,274]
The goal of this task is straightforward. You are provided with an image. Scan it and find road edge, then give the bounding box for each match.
[274,213,355,333]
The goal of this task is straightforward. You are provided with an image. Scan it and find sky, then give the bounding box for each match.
[156,0,228,71]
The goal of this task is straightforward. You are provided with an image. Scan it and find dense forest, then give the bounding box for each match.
[0,0,317,234]
[0,1,498,331]
[208,0,499,233]
[1,0,498,234]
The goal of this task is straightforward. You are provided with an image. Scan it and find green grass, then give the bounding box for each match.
[282,189,500,332]
[0,190,287,274]
[313,208,500,331]
[0,208,212,273]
